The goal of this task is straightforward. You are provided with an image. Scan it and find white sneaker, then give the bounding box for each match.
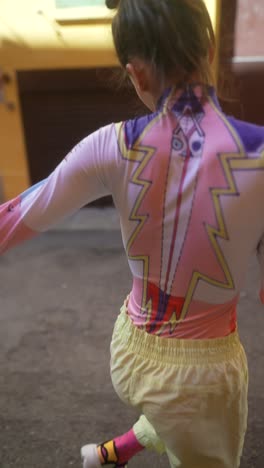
[81,444,102,468]
[81,443,128,468]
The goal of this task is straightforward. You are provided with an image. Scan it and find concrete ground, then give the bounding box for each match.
[0,208,264,468]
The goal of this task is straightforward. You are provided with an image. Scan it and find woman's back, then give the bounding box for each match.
[109,85,264,338]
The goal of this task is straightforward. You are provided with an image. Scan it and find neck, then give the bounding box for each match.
[154,75,212,110]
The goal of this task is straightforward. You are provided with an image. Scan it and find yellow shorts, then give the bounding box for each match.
[110,306,248,468]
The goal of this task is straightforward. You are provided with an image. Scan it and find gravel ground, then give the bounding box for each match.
[0,228,263,468]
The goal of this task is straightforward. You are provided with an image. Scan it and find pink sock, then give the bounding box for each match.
[114,428,145,464]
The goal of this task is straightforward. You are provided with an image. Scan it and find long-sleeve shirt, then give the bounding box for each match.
[1,85,264,338]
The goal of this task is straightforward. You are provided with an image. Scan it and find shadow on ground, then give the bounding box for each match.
[0,229,263,467]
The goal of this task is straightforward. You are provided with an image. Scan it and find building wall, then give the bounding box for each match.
[235,0,264,57]
[0,0,220,201]
[18,68,147,206]
[218,0,264,125]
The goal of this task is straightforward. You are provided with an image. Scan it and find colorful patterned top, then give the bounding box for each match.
[1,85,264,338]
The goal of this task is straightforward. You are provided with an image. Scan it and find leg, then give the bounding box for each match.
[109,308,248,467]
[81,428,144,467]
[143,380,248,468]
[81,415,166,468]
[133,414,166,454]
[137,354,249,468]
[81,310,167,467]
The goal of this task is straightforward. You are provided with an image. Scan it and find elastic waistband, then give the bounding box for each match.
[115,307,243,366]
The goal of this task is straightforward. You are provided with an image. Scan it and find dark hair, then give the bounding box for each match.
[106,0,215,87]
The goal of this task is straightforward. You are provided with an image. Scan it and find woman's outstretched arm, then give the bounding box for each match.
[0,124,119,254]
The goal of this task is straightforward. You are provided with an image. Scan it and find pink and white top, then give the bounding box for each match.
[1,85,264,339]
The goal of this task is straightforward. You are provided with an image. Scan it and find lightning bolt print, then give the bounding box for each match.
[180,97,264,321]
[115,116,163,311]
[113,86,264,337]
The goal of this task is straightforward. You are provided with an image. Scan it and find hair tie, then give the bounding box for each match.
[105,0,119,9]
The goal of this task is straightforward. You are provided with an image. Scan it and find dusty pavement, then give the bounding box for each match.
[0,209,264,468]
